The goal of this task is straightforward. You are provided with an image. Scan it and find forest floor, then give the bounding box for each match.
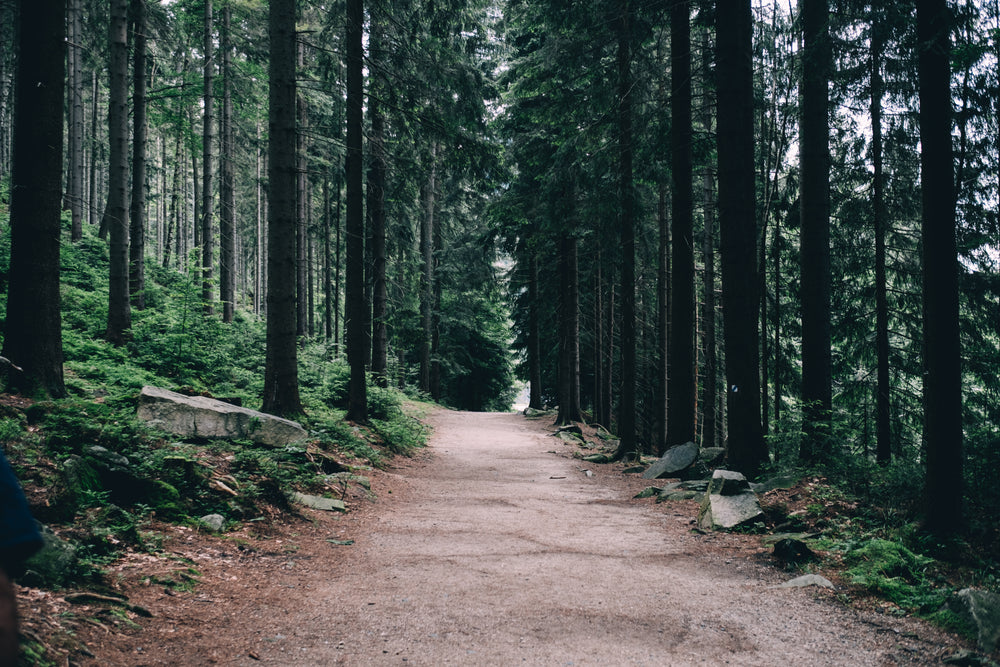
[26,408,973,665]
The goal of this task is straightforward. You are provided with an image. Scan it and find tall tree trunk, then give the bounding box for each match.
[262,0,302,417]
[201,0,215,315]
[557,233,583,425]
[430,213,442,400]
[89,70,99,228]
[334,173,342,355]
[799,0,832,461]
[368,14,388,387]
[67,0,84,241]
[716,0,766,476]
[594,251,605,424]
[220,1,236,322]
[657,182,670,452]
[323,173,333,340]
[344,0,368,422]
[419,148,437,394]
[917,0,963,536]
[702,154,718,450]
[614,0,637,460]
[669,0,696,448]
[296,40,308,340]
[3,0,66,397]
[164,131,182,268]
[129,0,147,310]
[528,252,543,410]
[871,16,892,465]
[104,0,131,344]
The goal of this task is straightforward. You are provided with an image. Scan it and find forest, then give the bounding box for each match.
[1,0,999,572]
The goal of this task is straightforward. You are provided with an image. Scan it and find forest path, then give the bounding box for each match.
[86,409,951,665]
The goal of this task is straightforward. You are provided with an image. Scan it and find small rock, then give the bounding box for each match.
[773,538,818,568]
[199,514,226,532]
[634,487,661,499]
[658,490,702,502]
[622,465,645,474]
[777,574,834,589]
[289,491,347,513]
[583,453,613,463]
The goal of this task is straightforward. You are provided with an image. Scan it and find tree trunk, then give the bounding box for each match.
[3,0,66,398]
[613,0,637,460]
[201,0,215,315]
[220,1,236,322]
[669,0,696,448]
[368,14,388,387]
[657,182,670,452]
[917,0,963,536]
[557,233,583,425]
[261,0,302,417]
[716,0,766,476]
[593,251,605,424]
[528,252,543,410]
[104,0,131,344]
[419,148,437,395]
[344,0,368,422]
[323,174,333,340]
[129,0,148,310]
[296,40,308,340]
[89,70,99,228]
[67,0,84,242]
[702,152,718,450]
[799,0,832,461]
[871,16,892,465]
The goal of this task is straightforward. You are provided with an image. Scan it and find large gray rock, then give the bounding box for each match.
[137,386,307,446]
[949,588,1000,653]
[697,469,764,530]
[21,525,79,588]
[642,441,699,479]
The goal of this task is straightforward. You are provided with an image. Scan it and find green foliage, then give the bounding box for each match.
[371,415,427,457]
[841,539,946,612]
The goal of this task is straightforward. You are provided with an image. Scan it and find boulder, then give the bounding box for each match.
[21,525,79,588]
[949,588,1000,653]
[642,441,699,479]
[699,447,726,467]
[697,469,764,530]
[137,386,307,447]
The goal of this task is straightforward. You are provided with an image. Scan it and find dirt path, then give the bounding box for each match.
[81,409,955,665]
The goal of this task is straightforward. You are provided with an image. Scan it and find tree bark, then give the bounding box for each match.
[4,0,67,397]
[296,40,309,339]
[871,15,892,465]
[917,0,963,536]
[129,0,148,310]
[716,0,766,476]
[799,0,832,461]
[613,0,637,460]
[220,1,236,322]
[657,183,670,452]
[669,0,696,448]
[67,0,84,241]
[261,0,302,417]
[201,0,215,315]
[344,0,368,422]
[104,0,131,344]
[528,252,543,410]
[557,233,583,425]
[368,14,388,387]
[419,147,437,395]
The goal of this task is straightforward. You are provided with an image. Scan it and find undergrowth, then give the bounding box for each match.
[0,220,431,594]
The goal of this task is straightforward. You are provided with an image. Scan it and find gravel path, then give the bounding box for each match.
[241,410,946,666]
[81,409,954,665]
